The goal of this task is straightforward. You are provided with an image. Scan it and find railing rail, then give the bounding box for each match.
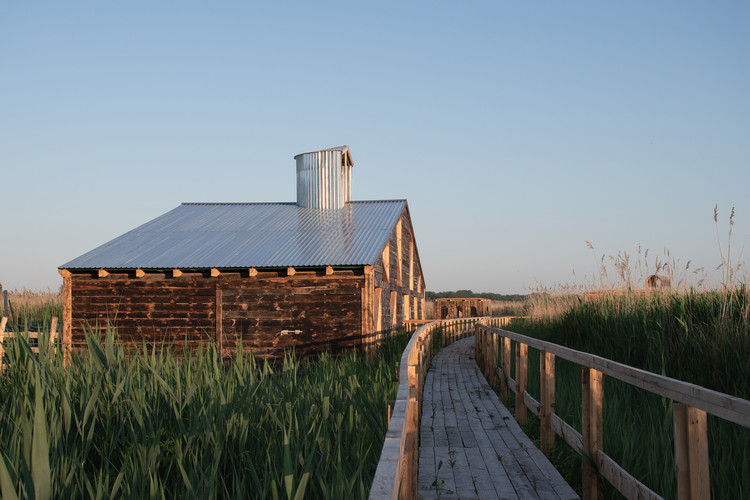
[369,316,508,500]
[475,318,750,500]
[0,316,60,367]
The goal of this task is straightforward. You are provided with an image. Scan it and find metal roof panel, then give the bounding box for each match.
[60,200,406,269]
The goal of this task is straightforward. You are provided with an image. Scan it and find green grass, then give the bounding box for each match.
[0,327,410,499]
[501,290,750,499]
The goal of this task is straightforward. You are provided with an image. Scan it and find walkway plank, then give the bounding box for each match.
[418,337,579,500]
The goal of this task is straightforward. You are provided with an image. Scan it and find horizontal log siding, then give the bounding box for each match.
[69,273,364,358]
[220,276,363,358]
[70,275,216,355]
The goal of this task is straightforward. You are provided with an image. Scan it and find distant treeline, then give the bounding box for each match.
[426,290,527,302]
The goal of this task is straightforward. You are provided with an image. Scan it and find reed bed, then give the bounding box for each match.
[0,327,409,499]
[1,288,62,326]
[506,289,750,499]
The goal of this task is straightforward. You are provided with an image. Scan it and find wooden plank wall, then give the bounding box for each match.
[67,269,364,359]
[434,298,492,320]
[221,273,363,358]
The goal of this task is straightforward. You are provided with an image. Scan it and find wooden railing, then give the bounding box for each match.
[0,316,60,366]
[369,317,495,500]
[474,318,750,500]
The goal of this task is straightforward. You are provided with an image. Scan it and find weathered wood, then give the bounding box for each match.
[0,317,6,362]
[396,219,403,287]
[172,269,183,278]
[62,272,72,366]
[409,240,414,291]
[215,286,223,359]
[480,323,750,429]
[49,317,59,348]
[98,268,109,278]
[434,298,492,320]
[210,268,221,277]
[501,336,510,397]
[583,368,604,500]
[416,338,579,500]
[596,450,663,500]
[674,404,710,500]
[515,342,528,424]
[247,267,258,277]
[136,268,146,278]
[540,351,556,455]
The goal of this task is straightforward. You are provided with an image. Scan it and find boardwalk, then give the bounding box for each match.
[418,337,579,500]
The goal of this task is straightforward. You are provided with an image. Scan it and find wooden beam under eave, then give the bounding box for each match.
[135,268,146,278]
[287,267,296,276]
[325,266,334,275]
[211,268,221,277]
[98,268,109,278]
[58,269,72,278]
[172,269,183,278]
[248,268,258,277]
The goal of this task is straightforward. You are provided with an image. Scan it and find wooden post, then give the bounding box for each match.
[0,316,6,364]
[387,400,395,425]
[49,317,59,349]
[403,397,419,500]
[515,342,528,424]
[59,269,72,367]
[501,336,511,398]
[582,368,604,500]
[215,286,223,360]
[540,351,556,455]
[674,404,710,500]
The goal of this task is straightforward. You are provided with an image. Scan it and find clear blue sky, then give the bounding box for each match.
[2,1,748,294]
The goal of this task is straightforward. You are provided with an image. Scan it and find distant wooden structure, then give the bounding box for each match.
[58,146,426,360]
[434,298,491,320]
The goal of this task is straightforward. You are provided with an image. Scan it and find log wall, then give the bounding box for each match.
[68,269,364,358]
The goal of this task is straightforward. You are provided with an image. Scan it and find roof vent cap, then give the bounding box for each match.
[294,145,353,210]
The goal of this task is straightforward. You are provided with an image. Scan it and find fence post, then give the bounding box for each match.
[501,336,510,398]
[0,316,7,364]
[540,351,556,455]
[674,403,710,500]
[515,342,528,424]
[582,368,603,500]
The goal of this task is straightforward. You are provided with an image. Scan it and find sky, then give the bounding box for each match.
[1,2,748,295]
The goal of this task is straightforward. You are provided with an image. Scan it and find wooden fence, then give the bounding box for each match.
[369,316,514,500]
[0,316,60,367]
[474,318,750,500]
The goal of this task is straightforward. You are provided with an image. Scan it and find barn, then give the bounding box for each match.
[58,146,426,359]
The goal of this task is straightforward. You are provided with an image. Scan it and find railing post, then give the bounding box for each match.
[582,368,603,500]
[540,351,556,455]
[515,342,528,424]
[501,336,510,398]
[0,317,7,365]
[674,403,710,500]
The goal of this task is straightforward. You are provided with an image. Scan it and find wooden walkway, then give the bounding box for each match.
[418,337,579,500]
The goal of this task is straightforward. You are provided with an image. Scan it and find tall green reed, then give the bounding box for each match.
[0,326,409,499]
[507,290,750,499]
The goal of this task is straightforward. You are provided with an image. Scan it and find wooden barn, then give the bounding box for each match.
[434,298,491,320]
[59,146,426,359]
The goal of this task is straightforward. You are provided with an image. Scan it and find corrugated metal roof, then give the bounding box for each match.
[60,200,407,270]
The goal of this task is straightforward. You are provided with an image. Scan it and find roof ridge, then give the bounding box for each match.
[181,200,406,206]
